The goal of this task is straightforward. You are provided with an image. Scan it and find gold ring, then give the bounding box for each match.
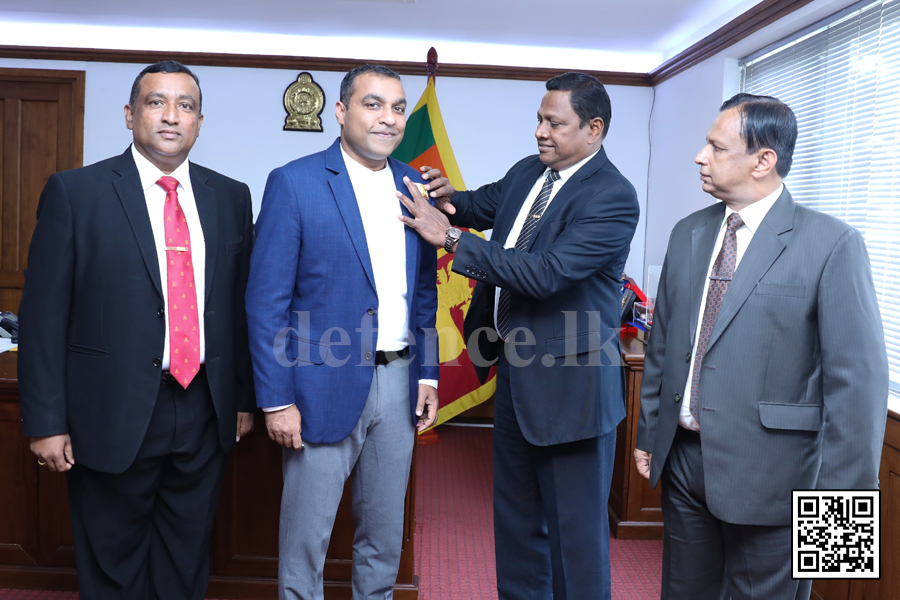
[37,460,46,466]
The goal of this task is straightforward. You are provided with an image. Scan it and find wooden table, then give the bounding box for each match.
[608,334,663,539]
[0,352,419,598]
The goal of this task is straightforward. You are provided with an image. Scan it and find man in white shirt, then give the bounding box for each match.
[634,94,888,600]
[19,61,256,599]
[396,72,640,600]
[245,65,439,600]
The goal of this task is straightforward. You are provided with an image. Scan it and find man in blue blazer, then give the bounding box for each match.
[245,65,439,600]
[400,72,640,600]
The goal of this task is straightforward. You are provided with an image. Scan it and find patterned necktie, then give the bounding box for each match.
[497,169,561,339]
[157,176,201,389]
[689,212,744,423]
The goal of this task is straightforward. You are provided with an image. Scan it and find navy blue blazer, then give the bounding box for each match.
[246,139,439,444]
[449,148,640,446]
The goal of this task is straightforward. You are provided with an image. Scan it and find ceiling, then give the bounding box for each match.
[0,0,767,72]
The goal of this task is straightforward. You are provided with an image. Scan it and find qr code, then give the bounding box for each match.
[792,490,880,578]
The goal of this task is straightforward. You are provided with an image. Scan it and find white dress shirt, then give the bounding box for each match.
[493,149,600,339]
[342,146,410,352]
[131,144,207,370]
[679,184,783,431]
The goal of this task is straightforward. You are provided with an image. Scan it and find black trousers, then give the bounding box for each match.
[492,351,616,600]
[660,427,812,600]
[66,370,227,600]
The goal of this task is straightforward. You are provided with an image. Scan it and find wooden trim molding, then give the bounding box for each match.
[649,0,816,85]
[0,0,833,89]
[0,45,651,87]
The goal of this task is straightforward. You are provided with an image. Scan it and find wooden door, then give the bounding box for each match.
[0,67,84,314]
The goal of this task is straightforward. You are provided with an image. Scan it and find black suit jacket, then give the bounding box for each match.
[18,149,255,473]
[449,148,640,445]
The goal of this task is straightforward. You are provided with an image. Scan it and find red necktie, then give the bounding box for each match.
[157,176,200,389]
[689,213,744,423]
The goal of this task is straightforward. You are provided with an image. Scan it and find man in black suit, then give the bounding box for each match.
[18,61,255,600]
[398,72,639,600]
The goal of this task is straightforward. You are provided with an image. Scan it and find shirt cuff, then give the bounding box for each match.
[262,403,294,413]
[419,379,438,390]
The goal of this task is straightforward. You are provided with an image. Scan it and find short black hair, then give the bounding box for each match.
[719,93,797,178]
[545,72,611,138]
[129,61,202,113]
[340,65,402,105]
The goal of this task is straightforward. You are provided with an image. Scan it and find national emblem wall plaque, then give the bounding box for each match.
[283,72,325,132]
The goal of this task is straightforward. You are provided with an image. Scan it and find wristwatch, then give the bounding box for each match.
[444,227,462,253]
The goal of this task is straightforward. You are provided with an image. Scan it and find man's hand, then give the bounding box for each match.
[398,177,452,249]
[264,405,304,450]
[416,384,439,433]
[236,411,254,442]
[634,448,652,480]
[419,165,456,214]
[30,434,75,472]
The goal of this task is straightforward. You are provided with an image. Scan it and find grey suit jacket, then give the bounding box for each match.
[636,187,888,526]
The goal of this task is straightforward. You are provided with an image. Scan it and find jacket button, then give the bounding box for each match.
[686,352,691,363]
[365,352,373,361]
[367,308,376,316]
[674,393,682,403]
[158,308,165,318]
[153,358,162,367]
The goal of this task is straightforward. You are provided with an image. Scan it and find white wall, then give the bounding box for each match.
[0,57,652,282]
[642,0,861,275]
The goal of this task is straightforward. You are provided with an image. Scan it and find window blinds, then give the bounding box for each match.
[741,0,900,408]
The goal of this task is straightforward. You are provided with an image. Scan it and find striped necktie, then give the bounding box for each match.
[497,169,561,340]
[689,212,744,423]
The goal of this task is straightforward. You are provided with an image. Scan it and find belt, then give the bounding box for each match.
[676,426,701,443]
[375,347,409,366]
[161,364,206,385]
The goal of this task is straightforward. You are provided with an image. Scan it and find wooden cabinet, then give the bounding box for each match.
[811,410,900,600]
[608,334,664,539]
[0,353,419,598]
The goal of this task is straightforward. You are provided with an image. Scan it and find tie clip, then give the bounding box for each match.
[709,275,732,281]
[166,246,188,252]
[528,214,542,220]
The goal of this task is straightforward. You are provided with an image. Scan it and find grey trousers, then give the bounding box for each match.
[660,427,812,600]
[279,360,414,600]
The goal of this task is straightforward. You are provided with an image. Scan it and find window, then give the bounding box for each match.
[742,0,900,412]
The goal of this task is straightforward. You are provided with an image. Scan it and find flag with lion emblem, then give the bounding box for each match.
[392,75,497,429]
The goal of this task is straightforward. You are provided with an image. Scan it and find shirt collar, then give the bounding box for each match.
[340,144,394,181]
[724,183,784,234]
[544,148,600,185]
[130,144,193,195]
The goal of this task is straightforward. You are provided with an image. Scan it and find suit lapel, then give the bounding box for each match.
[706,189,794,352]
[325,141,377,291]
[112,149,163,300]
[389,157,419,310]
[523,148,610,251]
[689,206,725,344]
[190,164,218,303]
[492,159,548,246]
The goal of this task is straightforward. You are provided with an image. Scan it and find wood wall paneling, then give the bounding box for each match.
[0,69,85,314]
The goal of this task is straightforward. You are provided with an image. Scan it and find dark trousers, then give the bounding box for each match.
[492,351,616,600]
[66,370,227,600]
[660,427,812,600]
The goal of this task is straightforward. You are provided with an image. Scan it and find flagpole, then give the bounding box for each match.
[417,46,443,447]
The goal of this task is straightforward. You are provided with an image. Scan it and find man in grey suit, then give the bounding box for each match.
[634,94,888,600]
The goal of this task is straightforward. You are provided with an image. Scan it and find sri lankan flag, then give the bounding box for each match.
[392,77,496,429]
